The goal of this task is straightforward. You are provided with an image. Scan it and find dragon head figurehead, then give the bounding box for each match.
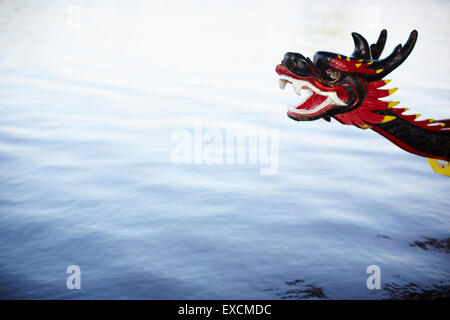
[276,30,450,175]
[276,30,419,126]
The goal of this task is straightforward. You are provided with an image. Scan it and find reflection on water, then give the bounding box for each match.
[0,0,449,299]
[265,279,328,299]
[409,237,450,253]
[384,281,450,300]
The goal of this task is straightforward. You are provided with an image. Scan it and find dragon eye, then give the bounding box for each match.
[326,69,340,81]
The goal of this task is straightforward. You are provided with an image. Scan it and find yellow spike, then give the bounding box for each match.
[388,88,398,95]
[360,124,371,129]
[346,57,350,61]
[387,101,400,108]
[415,114,421,119]
[337,55,342,59]
[355,63,361,68]
[376,69,383,73]
[384,79,391,84]
[358,59,363,62]
[382,115,396,123]
[368,61,373,65]
[429,119,435,123]
[403,107,410,111]
[441,123,445,127]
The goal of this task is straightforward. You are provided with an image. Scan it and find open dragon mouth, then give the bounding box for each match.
[276,63,348,121]
[279,74,345,120]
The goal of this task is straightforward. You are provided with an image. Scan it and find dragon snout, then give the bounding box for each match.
[283,52,311,76]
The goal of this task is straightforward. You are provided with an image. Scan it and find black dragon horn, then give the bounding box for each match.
[372,30,418,78]
[370,29,387,60]
[351,32,371,59]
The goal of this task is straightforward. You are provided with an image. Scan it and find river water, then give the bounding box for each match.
[0,0,449,299]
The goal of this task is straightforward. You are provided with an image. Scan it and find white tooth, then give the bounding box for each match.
[279,79,288,89]
[293,81,303,95]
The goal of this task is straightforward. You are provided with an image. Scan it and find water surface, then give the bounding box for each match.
[0,0,449,299]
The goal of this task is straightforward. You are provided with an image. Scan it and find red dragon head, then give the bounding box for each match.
[276,30,418,127]
[276,30,450,173]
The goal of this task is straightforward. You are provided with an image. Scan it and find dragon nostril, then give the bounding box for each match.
[284,52,306,65]
[296,60,306,69]
[282,52,310,76]
[283,54,293,66]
